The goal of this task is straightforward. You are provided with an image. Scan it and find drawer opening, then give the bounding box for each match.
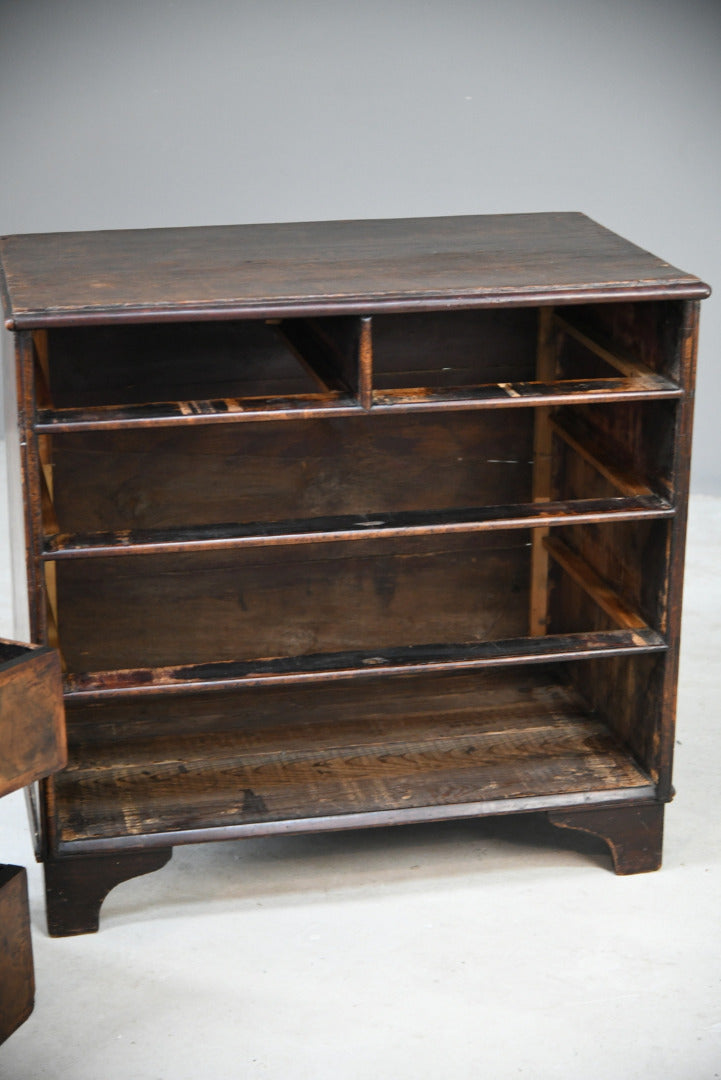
[34,316,366,416]
[41,411,534,536]
[39,401,674,550]
[370,304,682,402]
[49,517,670,686]
[52,657,658,851]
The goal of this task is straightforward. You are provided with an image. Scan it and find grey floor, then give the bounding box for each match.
[1,470,720,1078]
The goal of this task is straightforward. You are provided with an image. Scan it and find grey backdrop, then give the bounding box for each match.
[1,0,719,490]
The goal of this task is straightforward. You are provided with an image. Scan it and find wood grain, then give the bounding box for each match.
[52,668,653,845]
[41,495,673,560]
[1,214,709,328]
[46,410,534,534]
[0,215,707,926]
[0,641,66,798]
[54,534,531,672]
[60,628,666,701]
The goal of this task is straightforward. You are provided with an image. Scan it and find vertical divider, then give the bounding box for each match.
[16,332,49,644]
[33,332,60,644]
[652,298,701,801]
[529,307,558,636]
[359,315,373,410]
[33,331,51,404]
[44,567,61,657]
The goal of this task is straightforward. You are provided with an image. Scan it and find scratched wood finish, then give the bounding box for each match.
[557,301,702,794]
[34,374,683,433]
[52,519,663,677]
[57,628,666,703]
[1,214,709,328]
[51,668,653,846]
[56,666,645,745]
[0,215,709,932]
[552,405,675,501]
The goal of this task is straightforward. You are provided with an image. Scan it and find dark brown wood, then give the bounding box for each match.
[371,374,681,408]
[34,373,684,433]
[59,628,667,701]
[371,308,538,389]
[553,312,669,381]
[44,410,534,534]
[52,532,529,673]
[0,214,709,328]
[41,319,319,407]
[0,866,34,1043]
[529,307,558,636]
[548,802,664,874]
[55,665,645,744]
[0,638,66,1036]
[44,848,172,936]
[278,316,364,400]
[0,214,707,930]
[40,495,673,560]
[652,301,701,799]
[544,535,650,630]
[0,640,66,798]
[551,413,657,498]
[51,669,653,850]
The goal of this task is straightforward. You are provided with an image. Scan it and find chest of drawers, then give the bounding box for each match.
[1,213,709,934]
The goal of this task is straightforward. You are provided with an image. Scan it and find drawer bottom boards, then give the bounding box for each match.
[53,664,654,849]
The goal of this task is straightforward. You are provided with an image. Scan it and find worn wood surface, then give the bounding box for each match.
[0,214,709,328]
[51,521,668,677]
[0,866,34,1041]
[45,410,533,534]
[54,533,530,672]
[0,640,66,798]
[651,301,701,798]
[17,331,49,645]
[544,534,651,631]
[59,629,667,701]
[0,216,707,927]
[552,411,659,498]
[41,496,673,560]
[51,668,653,848]
[34,372,684,433]
[56,666,645,744]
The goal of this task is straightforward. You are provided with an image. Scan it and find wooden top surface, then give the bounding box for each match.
[0,212,710,328]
